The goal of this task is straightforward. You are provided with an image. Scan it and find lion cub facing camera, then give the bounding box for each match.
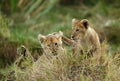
[38,31,64,59]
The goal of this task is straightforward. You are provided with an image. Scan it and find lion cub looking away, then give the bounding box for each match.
[38,31,64,59]
[62,19,101,64]
[71,19,101,62]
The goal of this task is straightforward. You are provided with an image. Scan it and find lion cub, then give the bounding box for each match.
[38,31,64,59]
[72,19,101,61]
[63,19,101,63]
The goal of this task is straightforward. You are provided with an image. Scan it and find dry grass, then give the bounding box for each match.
[4,42,120,81]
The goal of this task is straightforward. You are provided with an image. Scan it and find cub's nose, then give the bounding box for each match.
[71,35,74,39]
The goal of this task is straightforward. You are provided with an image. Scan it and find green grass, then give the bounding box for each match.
[10,0,18,13]
[9,24,39,46]
[0,1,120,81]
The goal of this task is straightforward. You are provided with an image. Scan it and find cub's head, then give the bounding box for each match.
[38,31,63,55]
[71,18,90,41]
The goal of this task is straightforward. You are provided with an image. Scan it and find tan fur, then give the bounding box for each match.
[71,18,101,64]
[62,36,75,45]
[38,31,64,59]
[62,19,101,64]
[62,36,82,55]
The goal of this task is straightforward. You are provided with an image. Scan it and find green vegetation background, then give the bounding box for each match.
[0,0,120,80]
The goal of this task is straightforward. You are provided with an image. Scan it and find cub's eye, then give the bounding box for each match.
[54,43,58,46]
[76,29,79,32]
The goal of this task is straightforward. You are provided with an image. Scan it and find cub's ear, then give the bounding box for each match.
[38,34,46,43]
[57,31,63,43]
[81,19,89,29]
[53,31,63,37]
[72,18,80,28]
[58,31,63,36]
[72,18,78,25]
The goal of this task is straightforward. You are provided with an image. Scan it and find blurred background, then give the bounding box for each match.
[0,0,120,73]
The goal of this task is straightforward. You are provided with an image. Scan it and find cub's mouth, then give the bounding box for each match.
[71,35,78,41]
[71,35,81,42]
[71,38,75,40]
[52,51,58,56]
[71,37,77,41]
